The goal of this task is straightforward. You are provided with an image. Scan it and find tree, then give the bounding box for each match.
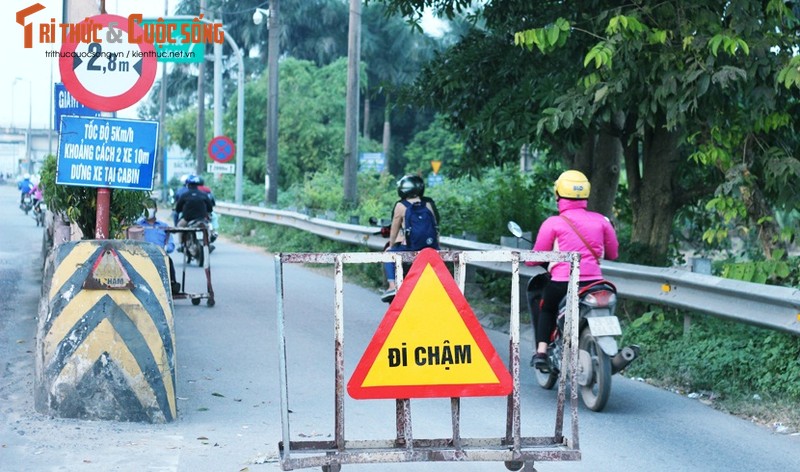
[378,0,800,265]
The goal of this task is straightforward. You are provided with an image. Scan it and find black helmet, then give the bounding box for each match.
[186,174,201,186]
[397,175,425,199]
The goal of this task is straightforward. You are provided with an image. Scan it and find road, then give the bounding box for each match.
[1,183,798,472]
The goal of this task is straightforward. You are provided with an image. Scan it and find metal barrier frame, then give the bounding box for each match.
[275,249,583,471]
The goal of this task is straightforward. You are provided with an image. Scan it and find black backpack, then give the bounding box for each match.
[401,200,439,250]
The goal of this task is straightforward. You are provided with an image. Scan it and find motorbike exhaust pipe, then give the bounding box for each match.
[611,345,640,375]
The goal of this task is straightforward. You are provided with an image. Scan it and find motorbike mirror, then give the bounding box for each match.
[368,216,378,226]
[507,221,523,238]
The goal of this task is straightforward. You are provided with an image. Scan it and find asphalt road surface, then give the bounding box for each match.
[1,183,798,472]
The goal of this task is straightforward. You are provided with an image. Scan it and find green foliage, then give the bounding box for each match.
[513,18,571,54]
[622,310,800,401]
[214,164,552,250]
[403,114,464,177]
[165,107,213,160]
[39,155,149,238]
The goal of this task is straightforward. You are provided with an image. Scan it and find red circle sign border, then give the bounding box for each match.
[208,136,235,163]
[59,14,157,112]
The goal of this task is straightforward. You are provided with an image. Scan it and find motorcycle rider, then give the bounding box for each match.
[29,180,44,214]
[526,170,619,372]
[195,176,219,243]
[381,175,440,303]
[17,173,33,206]
[174,175,214,248]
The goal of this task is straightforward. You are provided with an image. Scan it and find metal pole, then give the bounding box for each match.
[48,63,53,156]
[158,0,169,202]
[343,0,361,205]
[213,33,222,137]
[235,48,244,204]
[196,0,207,176]
[25,80,33,174]
[266,0,280,204]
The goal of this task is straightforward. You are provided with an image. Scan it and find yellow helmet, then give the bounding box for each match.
[554,170,590,199]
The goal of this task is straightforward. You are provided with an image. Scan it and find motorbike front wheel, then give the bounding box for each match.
[578,329,612,412]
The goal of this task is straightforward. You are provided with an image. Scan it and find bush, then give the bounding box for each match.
[39,155,149,238]
[621,307,800,401]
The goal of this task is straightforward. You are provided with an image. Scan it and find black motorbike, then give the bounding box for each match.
[508,221,639,412]
[32,200,46,227]
[179,219,209,267]
[20,194,33,215]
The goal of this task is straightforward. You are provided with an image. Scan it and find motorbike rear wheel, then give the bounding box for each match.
[578,329,612,412]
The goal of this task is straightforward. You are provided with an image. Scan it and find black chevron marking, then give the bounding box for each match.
[47,245,175,381]
[45,294,174,422]
[45,244,104,335]
[67,353,151,422]
[114,249,175,383]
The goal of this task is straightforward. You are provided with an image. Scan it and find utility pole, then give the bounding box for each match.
[196,0,207,175]
[343,0,361,206]
[265,0,280,204]
[158,0,169,202]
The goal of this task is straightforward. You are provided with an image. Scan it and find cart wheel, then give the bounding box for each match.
[191,298,201,306]
[207,299,215,307]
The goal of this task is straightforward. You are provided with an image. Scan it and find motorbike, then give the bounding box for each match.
[179,219,210,267]
[32,200,46,227]
[508,221,639,412]
[20,194,33,215]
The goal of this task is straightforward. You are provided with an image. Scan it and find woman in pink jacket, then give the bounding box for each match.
[528,170,619,371]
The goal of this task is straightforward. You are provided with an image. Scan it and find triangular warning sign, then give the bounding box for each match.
[83,245,134,290]
[348,248,512,399]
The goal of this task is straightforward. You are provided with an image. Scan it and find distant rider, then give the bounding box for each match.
[17,173,33,205]
[174,174,214,246]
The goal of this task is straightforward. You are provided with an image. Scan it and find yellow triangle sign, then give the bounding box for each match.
[83,245,134,290]
[348,248,512,399]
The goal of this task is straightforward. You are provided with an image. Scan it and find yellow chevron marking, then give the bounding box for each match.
[50,243,100,299]
[120,249,174,339]
[53,318,175,419]
[42,290,175,412]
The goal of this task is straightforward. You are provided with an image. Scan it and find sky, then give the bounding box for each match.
[2,0,447,131]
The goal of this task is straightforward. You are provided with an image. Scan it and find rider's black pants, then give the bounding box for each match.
[535,279,599,348]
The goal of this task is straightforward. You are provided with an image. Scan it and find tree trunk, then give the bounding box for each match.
[625,115,681,265]
[383,94,391,174]
[363,97,370,141]
[569,131,620,218]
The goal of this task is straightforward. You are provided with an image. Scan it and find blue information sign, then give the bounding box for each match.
[54,83,101,132]
[359,152,385,173]
[56,116,159,191]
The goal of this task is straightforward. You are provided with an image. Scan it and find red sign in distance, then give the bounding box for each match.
[208,136,235,163]
[59,14,157,112]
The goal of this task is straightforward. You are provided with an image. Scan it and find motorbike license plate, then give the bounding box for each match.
[587,316,622,336]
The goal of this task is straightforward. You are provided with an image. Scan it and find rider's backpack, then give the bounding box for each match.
[401,200,439,250]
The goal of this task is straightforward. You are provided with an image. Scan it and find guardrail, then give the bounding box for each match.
[216,202,800,335]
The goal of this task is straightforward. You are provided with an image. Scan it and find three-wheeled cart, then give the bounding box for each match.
[167,225,215,307]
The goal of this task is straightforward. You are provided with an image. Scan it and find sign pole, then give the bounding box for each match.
[96,187,111,239]
[96,111,113,239]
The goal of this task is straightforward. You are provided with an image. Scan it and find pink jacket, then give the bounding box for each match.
[528,199,619,281]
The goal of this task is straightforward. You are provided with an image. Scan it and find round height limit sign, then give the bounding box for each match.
[59,15,157,112]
